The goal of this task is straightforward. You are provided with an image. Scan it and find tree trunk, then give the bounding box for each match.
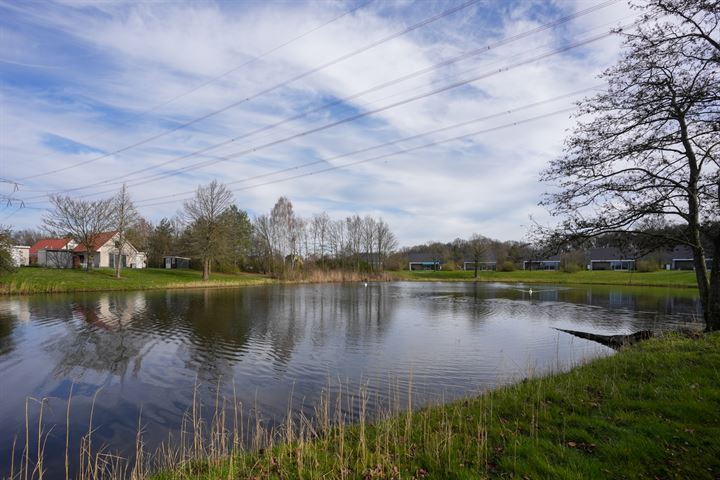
[115,249,121,279]
[203,258,210,281]
[706,238,720,332]
[474,260,478,278]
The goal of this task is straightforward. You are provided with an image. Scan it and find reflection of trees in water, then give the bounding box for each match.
[156,285,400,383]
[48,293,152,379]
[0,312,14,356]
[168,288,254,384]
[341,284,397,346]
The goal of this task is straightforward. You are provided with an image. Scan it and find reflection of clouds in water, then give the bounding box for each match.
[0,282,704,477]
[3,297,32,323]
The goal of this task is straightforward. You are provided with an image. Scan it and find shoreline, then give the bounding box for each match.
[142,332,717,479]
[0,267,700,296]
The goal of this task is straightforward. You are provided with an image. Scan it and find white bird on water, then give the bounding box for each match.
[529,288,533,295]
[364,282,368,287]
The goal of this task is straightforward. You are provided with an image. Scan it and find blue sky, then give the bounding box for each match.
[0,0,632,245]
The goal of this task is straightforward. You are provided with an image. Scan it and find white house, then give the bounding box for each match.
[31,233,146,269]
[73,232,147,269]
[10,246,30,267]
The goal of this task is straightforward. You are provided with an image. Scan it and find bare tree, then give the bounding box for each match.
[269,197,300,271]
[253,214,275,273]
[329,218,347,266]
[539,0,720,330]
[468,234,491,278]
[362,216,377,272]
[183,180,233,280]
[11,228,43,247]
[112,184,139,278]
[375,218,398,272]
[310,212,331,267]
[346,215,363,271]
[44,195,115,270]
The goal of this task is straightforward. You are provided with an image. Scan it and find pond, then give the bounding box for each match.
[0,282,702,476]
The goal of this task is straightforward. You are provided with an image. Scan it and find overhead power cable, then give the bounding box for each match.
[17,0,622,200]
[14,0,482,182]
[16,23,625,204]
[16,0,374,182]
[23,87,596,209]
[136,107,577,209]
[56,0,621,193]
[99,28,625,191]
[129,86,599,205]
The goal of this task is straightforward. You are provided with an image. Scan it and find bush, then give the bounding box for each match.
[561,262,581,273]
[636,260,659,272]
[498,260,516,272]
[0,228,17,275]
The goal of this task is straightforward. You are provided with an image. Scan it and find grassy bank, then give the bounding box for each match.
[0,267,274,294]
[145,332,719,479]
[392,269,699,288]
[0,268,700,296]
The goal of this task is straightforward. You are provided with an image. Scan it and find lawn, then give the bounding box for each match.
[392,268,699,288]
[151,332,720,479]
[0,267,275,294]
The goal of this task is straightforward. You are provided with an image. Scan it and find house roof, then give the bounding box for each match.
[73,232,118,252]
[408,252,443,263]
[463,251,498,263]
[29,238,72,254]
[524,254,561,263]
[587,247,636,261]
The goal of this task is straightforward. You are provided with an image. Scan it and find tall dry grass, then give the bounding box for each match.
[5,376,450,480]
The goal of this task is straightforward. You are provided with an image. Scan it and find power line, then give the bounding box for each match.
[129,87,599,206]
[17,0,622,200]
[57,0,620,193]
[100,29,624,190]
[14,0,482,182]
[16,0,374,182]
[23,87,594,210]
[137,107,577,209]
[16,23,624,203]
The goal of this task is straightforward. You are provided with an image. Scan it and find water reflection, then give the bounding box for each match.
[0,282,702,477]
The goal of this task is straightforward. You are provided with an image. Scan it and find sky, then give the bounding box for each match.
[0,0,634,246]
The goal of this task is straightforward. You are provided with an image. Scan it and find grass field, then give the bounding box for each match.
[392,269,699,288]
[0,267,274,294]
[143,332,720,479]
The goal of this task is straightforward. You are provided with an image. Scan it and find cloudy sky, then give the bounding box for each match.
[0,0,634,245]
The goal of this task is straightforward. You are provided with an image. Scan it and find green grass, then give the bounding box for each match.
[0,267,699,296]
[150,332,720,479]
[0,267,275,294]
[392,269,699,288]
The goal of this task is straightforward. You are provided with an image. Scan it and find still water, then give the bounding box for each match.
[0,282,702,475]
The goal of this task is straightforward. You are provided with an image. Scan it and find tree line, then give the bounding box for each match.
[6,180,397,280]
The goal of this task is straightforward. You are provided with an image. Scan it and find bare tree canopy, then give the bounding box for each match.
[468,234,491,278]
[43,194,116,270]
[540,0,720,329]
[183,180,233,280]
[112,184,140,278]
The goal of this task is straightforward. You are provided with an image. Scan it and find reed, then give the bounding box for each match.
[4,333,720,479]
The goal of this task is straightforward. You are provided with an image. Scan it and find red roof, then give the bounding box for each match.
[29,238,72,254]
[73,231,117,252]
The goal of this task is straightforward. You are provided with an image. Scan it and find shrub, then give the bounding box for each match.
[636,260,659,272]
[562,262,581,273]
[498,260,516,272]
[0,228,17,275]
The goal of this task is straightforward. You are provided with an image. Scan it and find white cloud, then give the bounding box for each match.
[0,0,634,245]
